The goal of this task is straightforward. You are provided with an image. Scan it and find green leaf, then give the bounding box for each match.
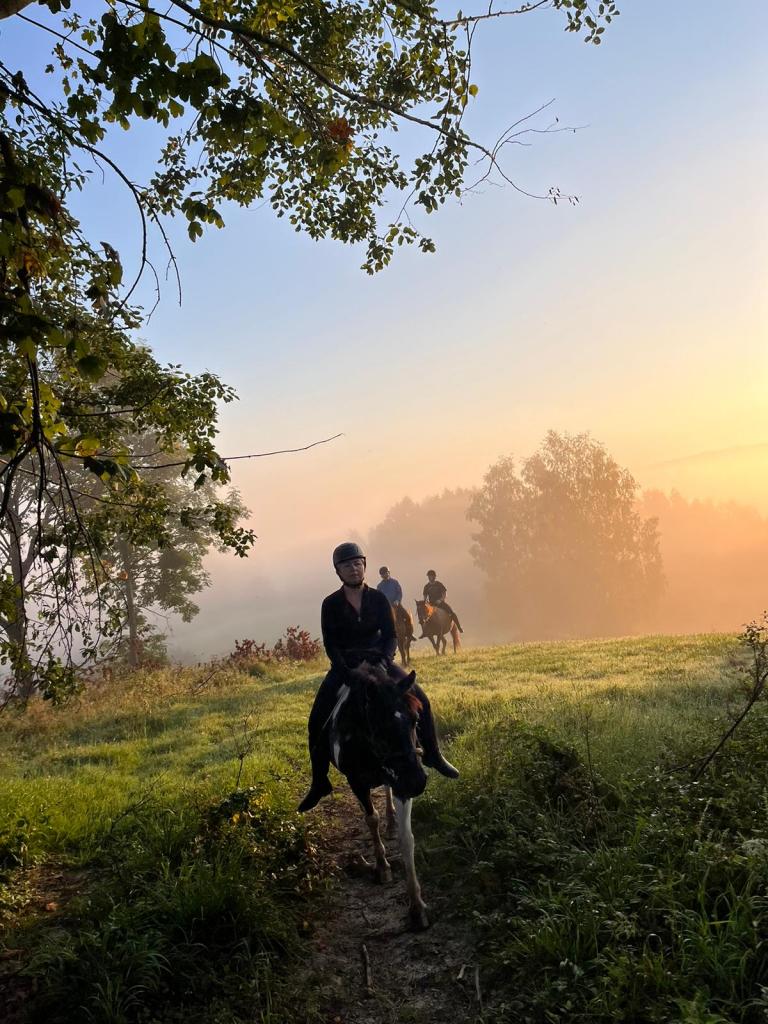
[74,436,101,457]
[76,355,107,381]
[47,327,68,348]
[16,337,36,360]
[6,187,25,210]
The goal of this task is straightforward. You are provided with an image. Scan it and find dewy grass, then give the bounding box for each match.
[1,634,764,1023]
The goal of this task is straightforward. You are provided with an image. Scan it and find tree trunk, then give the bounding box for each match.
[117,537,141,668]
[5,517,34,699]
[4,609,34,699]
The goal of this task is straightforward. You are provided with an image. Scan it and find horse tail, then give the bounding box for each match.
[450,622,461,652]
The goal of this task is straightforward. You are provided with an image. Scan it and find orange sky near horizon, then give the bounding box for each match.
[8,2,765,656]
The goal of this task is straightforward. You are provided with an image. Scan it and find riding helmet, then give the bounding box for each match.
[332,542,366,567]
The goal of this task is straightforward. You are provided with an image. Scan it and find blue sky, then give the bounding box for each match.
[4,1,767,652]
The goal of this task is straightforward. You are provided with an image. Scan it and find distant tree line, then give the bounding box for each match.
[368,431,766,642]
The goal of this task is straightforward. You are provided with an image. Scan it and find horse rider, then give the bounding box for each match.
[377,565,416,645]
[423,569,464,633]
[298,542,459,813]
[376,565,402,606]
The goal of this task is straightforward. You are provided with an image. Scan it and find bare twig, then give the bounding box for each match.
[444,0,550,27]
[690,617,768,779]
[361,942,374,995]
[131,432,344,470]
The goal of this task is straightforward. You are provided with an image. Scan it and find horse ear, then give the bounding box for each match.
[398,670,416,692]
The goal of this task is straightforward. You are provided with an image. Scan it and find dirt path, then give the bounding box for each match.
[299,790,486,1024]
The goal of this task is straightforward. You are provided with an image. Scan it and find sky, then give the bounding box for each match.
[3,2,767,655]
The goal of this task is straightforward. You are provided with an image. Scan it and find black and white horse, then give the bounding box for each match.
[326,660,430,930]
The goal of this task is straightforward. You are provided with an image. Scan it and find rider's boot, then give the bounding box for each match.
[298,695,334,812]
[298,743,333,812]
[413,686,459,780]
[440,601,464,633]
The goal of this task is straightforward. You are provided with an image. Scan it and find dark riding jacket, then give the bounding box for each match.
[321,584,397,672]
[423,579,448,604]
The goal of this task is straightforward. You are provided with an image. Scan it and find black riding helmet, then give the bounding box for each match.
[332,541,366,567]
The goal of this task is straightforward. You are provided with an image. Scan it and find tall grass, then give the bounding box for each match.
[415,635,768,1023]
[0,659,326,1023]
[2,633,763,1023]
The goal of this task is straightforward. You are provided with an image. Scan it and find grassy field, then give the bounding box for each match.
[1,634,766,1023]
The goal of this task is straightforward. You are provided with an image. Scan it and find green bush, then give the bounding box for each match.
[417,711,768,1023]
[12,789,322,1024]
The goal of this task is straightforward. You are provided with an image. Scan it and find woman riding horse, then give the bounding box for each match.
[377,565,416,665]
[298,542,459,813]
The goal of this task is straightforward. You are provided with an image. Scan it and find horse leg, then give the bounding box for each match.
[440,633,447,655]
[384,786,397,835]
[451,624,461,653]
[429,634,439,655]
[351,781,391,884]
[395,797,429,930]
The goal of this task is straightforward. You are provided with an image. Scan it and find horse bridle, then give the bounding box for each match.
[357,680,420,781]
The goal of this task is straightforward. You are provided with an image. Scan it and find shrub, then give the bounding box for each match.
[417,712,768,1023]
[230,627,321,668]
[13,789,323,1024]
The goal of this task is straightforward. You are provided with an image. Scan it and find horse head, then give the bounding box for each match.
[415,600,430,626]
[347,661,427,799]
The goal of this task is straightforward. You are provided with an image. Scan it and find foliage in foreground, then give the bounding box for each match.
[419,706,768,1023]
[1,633,763,1023]
[5,788,320,1024]
[0,658,325,1024]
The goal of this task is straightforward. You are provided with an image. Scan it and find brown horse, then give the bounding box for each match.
[394,603,416,666]
[415,601,461,655]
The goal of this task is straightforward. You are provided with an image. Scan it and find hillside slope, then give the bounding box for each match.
[4,634,766,1023]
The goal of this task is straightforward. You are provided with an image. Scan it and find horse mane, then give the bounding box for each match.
[348,662,422,713]
[403,690,423,715]
[349,661,388,685]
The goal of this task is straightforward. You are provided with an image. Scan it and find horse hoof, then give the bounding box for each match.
[375,863,393,884]
[389,855,404,875]
[409,905,430,931]
[343,853,373,878]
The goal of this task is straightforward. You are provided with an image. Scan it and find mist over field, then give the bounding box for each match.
[167,443,768,661]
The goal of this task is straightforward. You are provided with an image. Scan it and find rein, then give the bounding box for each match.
[353,677,419,777]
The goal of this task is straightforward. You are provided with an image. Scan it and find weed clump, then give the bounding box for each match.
[230,627,322,670]
[418,712,768,1023]
[7,788,323,1024]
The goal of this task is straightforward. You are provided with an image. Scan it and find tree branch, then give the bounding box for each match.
[131,432,344,469]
